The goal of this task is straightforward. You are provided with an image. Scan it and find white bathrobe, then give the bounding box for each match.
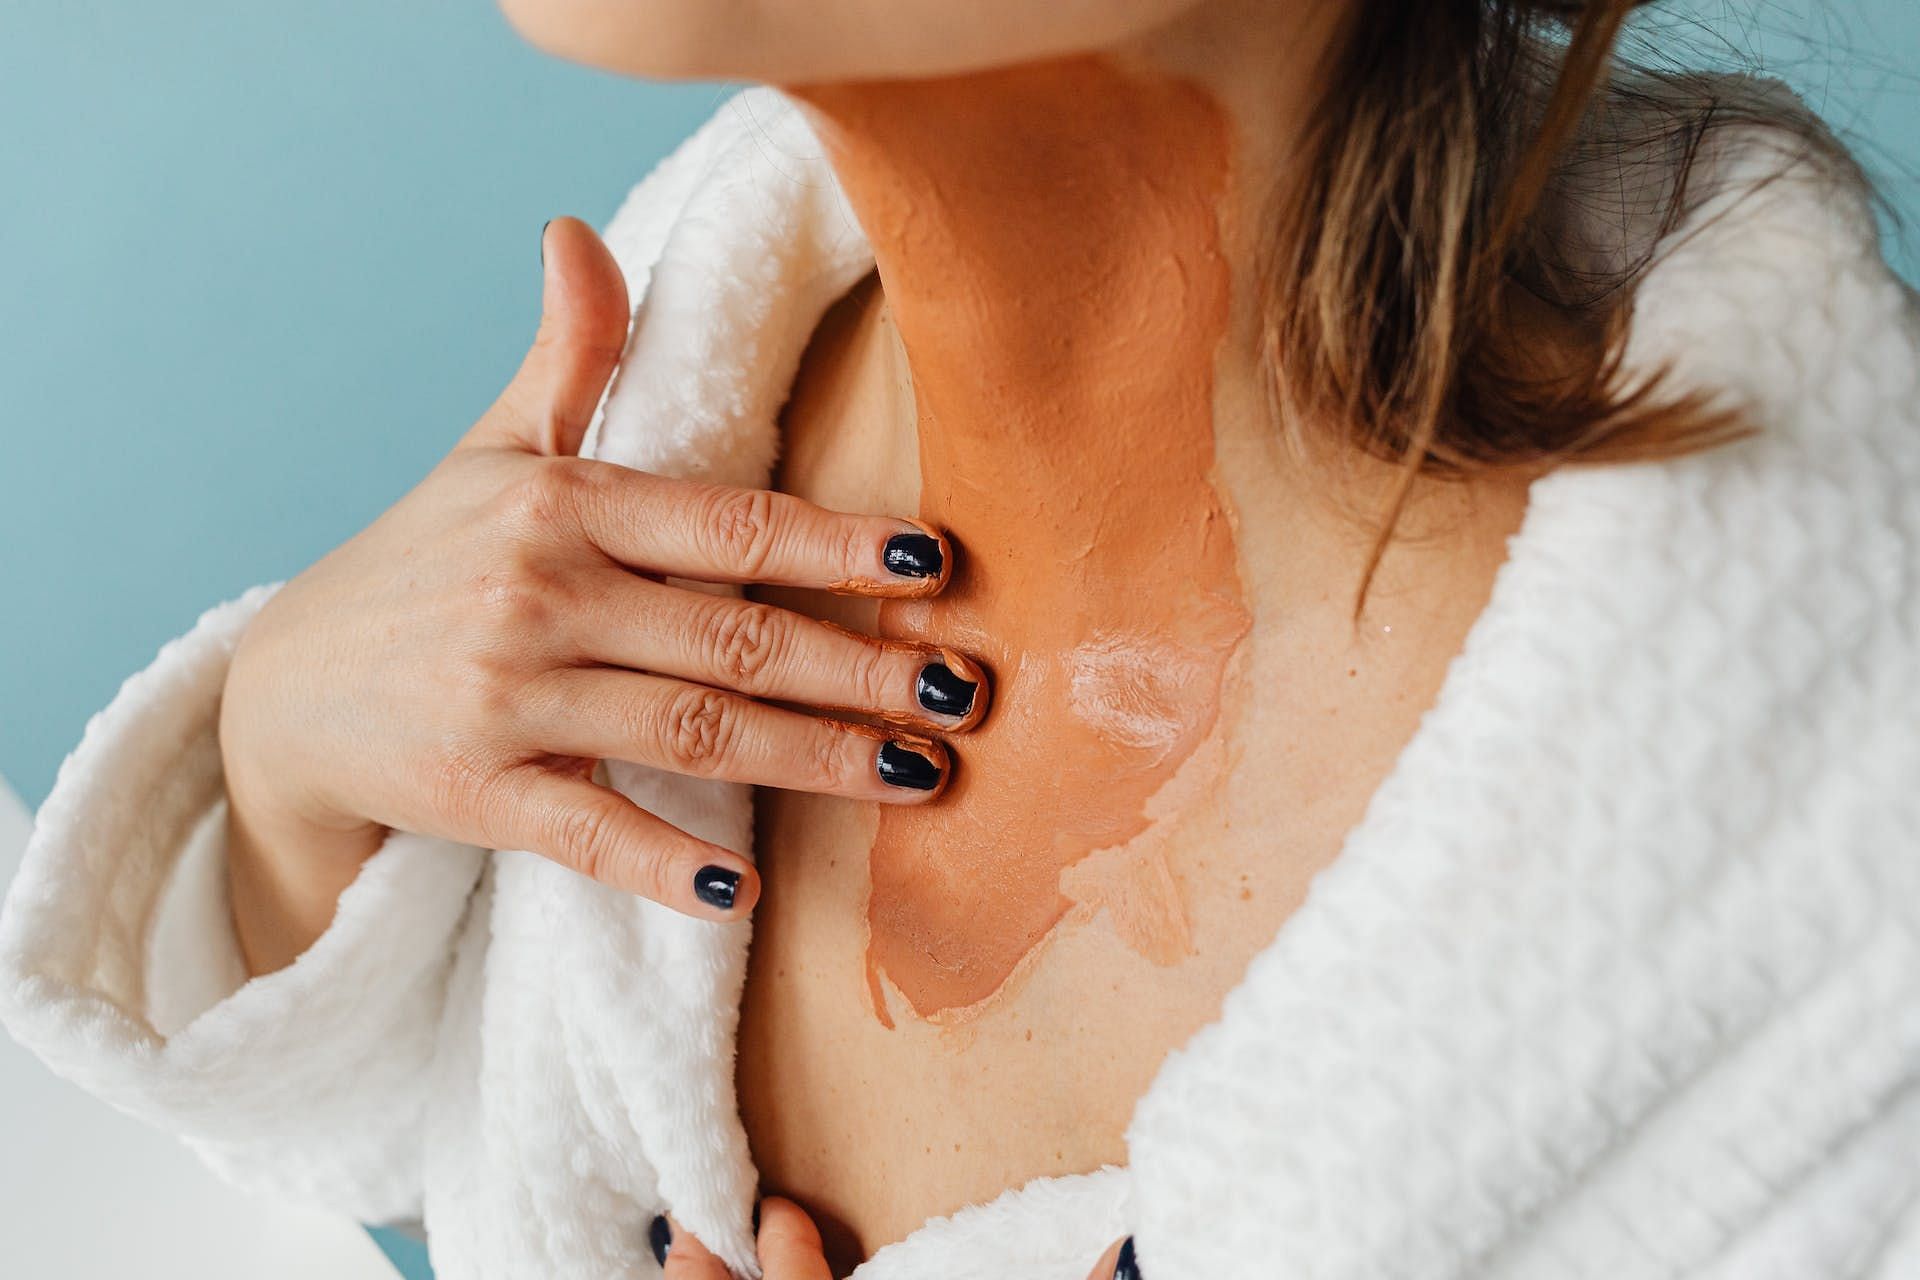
[2,87,1918,1280]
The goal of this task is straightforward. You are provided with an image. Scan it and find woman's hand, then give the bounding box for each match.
[652,1198,833,1279]
[650,1206,1141,1279]
[219,217,988,971]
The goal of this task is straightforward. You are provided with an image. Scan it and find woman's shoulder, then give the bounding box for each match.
[1626,77,1917,451]
[1605,80,1918,547]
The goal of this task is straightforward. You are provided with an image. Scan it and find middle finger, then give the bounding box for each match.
[578,571,990,733]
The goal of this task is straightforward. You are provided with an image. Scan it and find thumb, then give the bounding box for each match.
[471,216,631,456]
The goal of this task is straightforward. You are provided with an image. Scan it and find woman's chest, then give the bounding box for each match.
[733,572,1449,1266]
[735,744,1325,1268]
[729,278,1526,1268]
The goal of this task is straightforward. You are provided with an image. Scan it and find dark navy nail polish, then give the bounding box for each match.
[648,1214,672,1266]
[916,662,978,719]
[751,1199,762,1233]
[693,865,740,910]
[1114,1236,1142,1280]
[883,532,944,579]
[540,218,552,266]
[876,741,942,791]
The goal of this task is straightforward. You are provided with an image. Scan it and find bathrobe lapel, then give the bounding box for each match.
[470,94,880,1279]
[1125,136,1920,1278]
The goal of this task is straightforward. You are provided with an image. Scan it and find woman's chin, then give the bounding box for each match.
[494,0,1205,86]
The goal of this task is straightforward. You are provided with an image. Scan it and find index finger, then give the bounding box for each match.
[565,462,954,596]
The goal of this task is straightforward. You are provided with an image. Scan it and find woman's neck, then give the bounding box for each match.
[776,30,1534,1026]
[789,55,1237,462]
[781,5,1422,595]
[783,54,1279,1021]
[782,4,1347,471]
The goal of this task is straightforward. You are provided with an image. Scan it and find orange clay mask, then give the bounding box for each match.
[791,57,1251,1025]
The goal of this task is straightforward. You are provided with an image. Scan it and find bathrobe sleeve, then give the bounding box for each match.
[0,90,774,1225]
[0,583,487,1225]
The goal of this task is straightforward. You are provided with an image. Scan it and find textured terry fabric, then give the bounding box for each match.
[2,87,1917,1280]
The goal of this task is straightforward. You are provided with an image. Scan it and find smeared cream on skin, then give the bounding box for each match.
[1066,633,1205,759]
[791,57,1252,1025]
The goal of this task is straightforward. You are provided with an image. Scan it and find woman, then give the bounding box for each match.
[2,0,1916,1277]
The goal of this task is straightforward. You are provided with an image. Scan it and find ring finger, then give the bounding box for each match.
[522,668,953,803]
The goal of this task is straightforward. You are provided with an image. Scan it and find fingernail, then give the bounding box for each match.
[648,1214,672,1266]
[883,532,944,579]
[540,218,552,267]
[916,662,977,719]
[751,1199,762,1233]
[877,740,943,791]
[1115,1236,1142,1280]
[693,865,741,910]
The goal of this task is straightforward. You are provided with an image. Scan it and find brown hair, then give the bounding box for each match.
[1265,0,1852,616]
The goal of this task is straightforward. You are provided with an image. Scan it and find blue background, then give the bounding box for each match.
[0,2,727,808]
[0,3,1911,1278]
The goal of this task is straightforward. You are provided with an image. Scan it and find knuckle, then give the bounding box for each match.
[653,687,739,776]
[848,641,898,711]
[425,748,494,830]
[448,647,522,724]
[498,459,591,535]
[837,518,873,582]
[549,794,622,884]
[801,724,855,795]
[471,558,568,635]
[701,601,791,689]
[541,789,670,900]
[698,487,781,577]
